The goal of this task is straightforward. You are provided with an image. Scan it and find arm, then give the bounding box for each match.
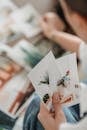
[40,13,83,56]
[50,30,82,55]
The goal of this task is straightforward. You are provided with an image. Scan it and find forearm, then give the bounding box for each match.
[51,31,82,55]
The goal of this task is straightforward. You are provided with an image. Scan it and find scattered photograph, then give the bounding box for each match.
[10,4,41,38]
[0,46,34,117]
[9,39,43,70]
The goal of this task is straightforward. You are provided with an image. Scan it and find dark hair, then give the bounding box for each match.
[65,0,87,16]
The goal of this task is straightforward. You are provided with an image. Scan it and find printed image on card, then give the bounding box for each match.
[55,53,80,107]
[0,50,23,89]
[28,51,58,103]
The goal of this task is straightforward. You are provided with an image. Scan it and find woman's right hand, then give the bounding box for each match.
[40,12,64,40]
[38,92,66,130]
[52,92,66,124]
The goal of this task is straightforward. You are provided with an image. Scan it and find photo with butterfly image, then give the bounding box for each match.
[55,53,80,107]
[29,52,80,108]
[29,51,58,104]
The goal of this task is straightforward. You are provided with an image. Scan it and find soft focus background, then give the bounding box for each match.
[0,0,86,130]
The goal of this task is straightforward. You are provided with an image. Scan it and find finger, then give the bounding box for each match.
[38,102,55,127]
[52,93,66,123]
[39,102,49,115]
[52,92,62,113]
[52,92,61,104]
[46,97,51,105]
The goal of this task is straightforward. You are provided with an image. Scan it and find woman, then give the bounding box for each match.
[39,1,87,83]
[37,0,87,129]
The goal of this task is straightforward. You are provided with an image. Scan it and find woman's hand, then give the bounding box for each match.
[40,12,64,39]
[38,93,66,130]
[38,102,56,130]
[52,92,66,124]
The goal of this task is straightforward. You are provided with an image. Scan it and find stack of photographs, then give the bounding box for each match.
[0,0,18,42]
[29,52,80,107]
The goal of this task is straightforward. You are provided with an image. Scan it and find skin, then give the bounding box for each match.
[39,12,83,56]
[59,0,87,43]
[38,92,66,130]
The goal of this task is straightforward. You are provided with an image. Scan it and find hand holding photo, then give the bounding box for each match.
[29,52,80,107]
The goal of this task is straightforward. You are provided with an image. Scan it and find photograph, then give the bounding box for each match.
[0,46,33,117]
[29,52,80,107]
[55,53,80,106]
[0,49,23,89]
[29,51,58,103]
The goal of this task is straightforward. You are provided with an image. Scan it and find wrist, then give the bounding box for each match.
[49,30,58,41]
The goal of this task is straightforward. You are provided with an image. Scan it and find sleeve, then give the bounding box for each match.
[78,42,87,62]
[78,42,87,81]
